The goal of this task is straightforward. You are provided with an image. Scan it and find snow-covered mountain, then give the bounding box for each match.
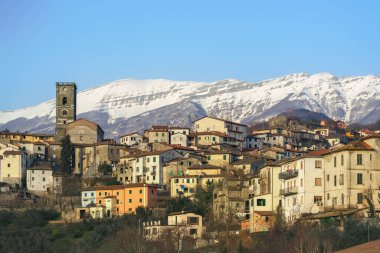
[1,72,380,138]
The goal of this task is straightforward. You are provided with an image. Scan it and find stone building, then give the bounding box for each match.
[66,118,104,145]
[74,141,122,177]
[55,82,77,141]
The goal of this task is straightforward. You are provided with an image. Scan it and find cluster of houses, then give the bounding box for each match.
[1,82,380,244]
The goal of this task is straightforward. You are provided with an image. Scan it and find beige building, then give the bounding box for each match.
[323,137,380,212]
[193,116,248,146]
[143,212,204,240]
[144,126,170,144]
[189,131,239,147]
[0,150,27,187]
[205,150,239,167]
[162,157,203,186]
[66,118,104,145]
[170,174,224,198]
[119,132,143,146]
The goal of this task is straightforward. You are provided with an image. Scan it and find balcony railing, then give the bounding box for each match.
[279,170,298,180]
[280,186,298,196]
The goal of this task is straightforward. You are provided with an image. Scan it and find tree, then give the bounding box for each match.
[98,162,113,175]
[60,135,73,175]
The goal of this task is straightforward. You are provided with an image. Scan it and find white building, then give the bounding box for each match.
[123,149,183,185]
[119,132,143,146]
[279,150,327,222]
[81,190,96,207]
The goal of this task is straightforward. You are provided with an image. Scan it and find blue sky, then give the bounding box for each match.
[0,0,379,110]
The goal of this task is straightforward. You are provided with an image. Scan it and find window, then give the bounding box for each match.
[300,178,303,187]
[129,199,132,203]
[314,196,322,206]
[223,155,227,160]
[116,199,119,204]
[84,193,87,197]
[315,160,322,168]
[357,193,363,204]
[370,154,372,161]
[341,155,344,166]
[7,163,10,168]
[116,192,119,196]
[357,154,363,165]
[98,200,101,204]
[326,174,330,181]
[188,217,198,224]
[341,193,344,205]
[139,189,142,194]
[257,199,266,206]
[99,192,102,196]
[32,177,34,181]
[315,178,322,186]
[339,174,344,185]
[189,229,197,235]
[139,198,142,203]
[207,156,211,161]
[62,110,67,116]
[334,156,337,167]
[153,157,156,162]
[334,175,337,186]
[43,177,45,182]
[357,173,363,184]
[62,97,67,105]
[129,190,132,194]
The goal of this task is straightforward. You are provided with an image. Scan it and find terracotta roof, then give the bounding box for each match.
[328,141,375,154]
[3,150,22,155]
[66,118,104,133]
[334,239,380,253]
[304,148,330,157]
[187,164,222,170]
[169,126,190,130]
[94,183,158,191]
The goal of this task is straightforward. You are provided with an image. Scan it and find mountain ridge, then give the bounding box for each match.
[1,72,379,138]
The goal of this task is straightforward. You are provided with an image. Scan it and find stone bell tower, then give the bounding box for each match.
[55,82,77,141]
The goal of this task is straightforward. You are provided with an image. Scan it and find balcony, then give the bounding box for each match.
[279,170,298,180]
[280,186,298,196]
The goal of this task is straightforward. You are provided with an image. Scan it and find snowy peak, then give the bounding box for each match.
[1,73,380,137]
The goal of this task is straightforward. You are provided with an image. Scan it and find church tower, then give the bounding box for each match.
[55,82,77,141]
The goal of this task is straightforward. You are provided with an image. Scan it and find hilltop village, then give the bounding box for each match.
[1,82,380,251]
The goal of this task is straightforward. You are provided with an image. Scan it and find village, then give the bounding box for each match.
[1,82,380,252]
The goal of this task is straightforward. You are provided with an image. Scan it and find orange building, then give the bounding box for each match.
[94,183,158,215]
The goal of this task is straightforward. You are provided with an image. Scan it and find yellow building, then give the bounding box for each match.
[170,174,224,197]
[205,151,239,167]
[0,150,27,187]
[0,131,54,143]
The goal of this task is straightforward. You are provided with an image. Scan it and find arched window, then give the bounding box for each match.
[62,110,67,116]
[62,97,67,105]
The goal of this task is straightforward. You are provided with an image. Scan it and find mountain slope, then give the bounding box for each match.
[1,73,379,138]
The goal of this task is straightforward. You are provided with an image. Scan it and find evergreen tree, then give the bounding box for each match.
[60,135,73,175]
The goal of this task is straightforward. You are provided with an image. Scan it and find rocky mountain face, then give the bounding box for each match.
[0,73,379,138]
